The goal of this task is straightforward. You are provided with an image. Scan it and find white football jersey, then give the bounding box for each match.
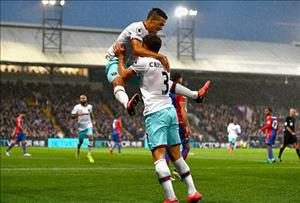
[71,104,93,131]
[130,57,173,116]
[227,123,241,138]
[107,21,149,66]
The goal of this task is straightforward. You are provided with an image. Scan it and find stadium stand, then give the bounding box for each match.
[1,22,300,145]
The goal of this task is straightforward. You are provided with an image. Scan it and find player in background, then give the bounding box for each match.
[278,108,300,161]
[6,110,31,157]
[227,118,241,155]
[109,114,123,154]
[115,35,203,203]
[107,8,210,116]
[165,72,194,180]
[258,107,278,163]
[71,95,95,163]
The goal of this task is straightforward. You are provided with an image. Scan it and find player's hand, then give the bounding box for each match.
[113,43,125,57]
[158,55,170,72]
[184,126,190,138]
[292,132,296,136]
[78,112,84,117]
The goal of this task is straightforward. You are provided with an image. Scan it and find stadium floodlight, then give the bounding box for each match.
[49,0,56,5]
[189,9,198,16]
[175,7,198,18]
[59,0,65,6]
[42,0,49,5]
[175,7,188,18]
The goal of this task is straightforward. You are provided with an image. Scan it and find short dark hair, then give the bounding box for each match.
[143,34,162,53]
[20,110,27,114]
[147,8,168,20]
[266,107,273,113]
[171,72,182,83]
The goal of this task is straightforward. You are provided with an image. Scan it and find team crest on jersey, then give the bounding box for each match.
[111,71,118,76]
[136,27,142,34]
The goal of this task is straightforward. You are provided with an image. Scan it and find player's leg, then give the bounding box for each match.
[166,108,201,202]
[117,141,122,154]
[106,59,139,115]
[153,147,178,202]
[278,144,287,162]
[76,130,84,157]
[145,110,178,202]
[168,145,201,203]
[266,135,275,163]
[6,139,17,156]
[170,80,211,103]
[293,142,300,159]
[86,129,94,163]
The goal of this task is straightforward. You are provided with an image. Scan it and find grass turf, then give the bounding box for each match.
[1,147,300,203]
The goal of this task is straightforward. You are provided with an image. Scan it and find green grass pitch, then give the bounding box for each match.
[1,147,300,203]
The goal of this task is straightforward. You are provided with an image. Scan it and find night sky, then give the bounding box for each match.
[1,0,300,43]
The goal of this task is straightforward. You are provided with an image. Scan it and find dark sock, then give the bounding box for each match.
[278,147,285,159]
[296,149,300,159]
[77,142,82,155]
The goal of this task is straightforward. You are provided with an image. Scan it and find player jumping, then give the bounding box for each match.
[71,95,95,163]
[107,8,210,116]
[115,35,202,203]
[258,107,278,163]
[6,110,31,157]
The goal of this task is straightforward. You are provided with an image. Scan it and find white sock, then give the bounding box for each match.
[173,157,197,196]
[88,140,93,154]
[174,83,198,99]
[114,86,129,108]
[154,159,176,200]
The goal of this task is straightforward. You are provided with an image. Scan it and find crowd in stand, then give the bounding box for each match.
[1,80,299,143]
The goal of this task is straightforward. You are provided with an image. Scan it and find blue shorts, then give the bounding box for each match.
[145,107,181,151]
[266,133,277,145]
[15,132,26,142]
[77,128,93,141]
[113,131,121,142]
[105,58,139,84]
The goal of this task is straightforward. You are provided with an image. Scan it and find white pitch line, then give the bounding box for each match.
[0,167,153,171]
[1,166,299,172]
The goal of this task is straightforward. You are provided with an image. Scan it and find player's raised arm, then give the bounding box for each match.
[114,44,136,81]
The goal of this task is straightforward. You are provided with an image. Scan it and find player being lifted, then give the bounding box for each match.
[278,108,300,161]
[258,107,278,163]
[71,95,95,163]
[106,8,210,116]
[109,114,123,154]
[115,35,203,203]
[227,118,241,155]
[6,110,31,157]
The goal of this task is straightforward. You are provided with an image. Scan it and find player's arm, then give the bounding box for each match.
[131,39,169,71]
[286,126,296,135]
[90,111,96,126]
[71,106,83,119]
[19,119,25,132]
[114,44,136,81]
[259,117,271,133]
[179,97,190,137]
